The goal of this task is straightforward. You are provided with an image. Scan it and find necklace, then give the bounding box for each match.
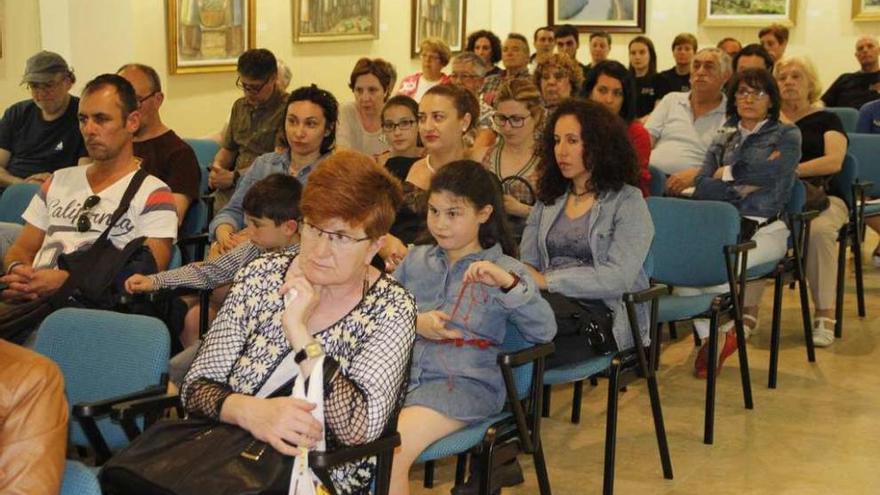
[570,184,592,198]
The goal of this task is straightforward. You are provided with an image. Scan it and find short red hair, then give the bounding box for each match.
[300,150,403,239]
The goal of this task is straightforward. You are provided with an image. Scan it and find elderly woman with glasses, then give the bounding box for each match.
[183,151,416,495]
[690,68,801,377]
[397,38,452,102]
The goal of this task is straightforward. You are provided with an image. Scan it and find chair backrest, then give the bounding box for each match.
[0,183,40,224]
[648,165,666,197]
[33,308,170,451]
[180,197,209,238]
[500,322,534,399]
[646,197,741,287]
[184,138,220,195]
[829,153,859,209]
[826,107,859,134]
[847,133,880,197]
[61,460,101,495]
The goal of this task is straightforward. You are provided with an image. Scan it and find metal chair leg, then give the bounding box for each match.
[668,321,678,339]
[423,460,435,488]
[542,385,551,418]
[835,231,847,338]
[646,374,674,479]
[534,441,553,495]
[853,227,866,317]
[733,314,754,410]
[603,360,621,495]
[769,273,783,389]
[572,380,584,424]
[704,314,719,445]
[454,454,468,486]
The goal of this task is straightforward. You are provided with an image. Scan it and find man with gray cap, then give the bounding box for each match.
[0,51,88,188]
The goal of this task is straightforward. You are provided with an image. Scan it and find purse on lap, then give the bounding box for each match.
[100,357,329,495]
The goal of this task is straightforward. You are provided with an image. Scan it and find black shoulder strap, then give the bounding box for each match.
[95,168,150,243]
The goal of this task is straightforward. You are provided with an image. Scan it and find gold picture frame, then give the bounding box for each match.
[292,0,380,43]
[853,0,880,21]
[166,0,256,75]
[699,0,797,27]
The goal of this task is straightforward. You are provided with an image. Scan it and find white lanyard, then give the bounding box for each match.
[288,355,326,495]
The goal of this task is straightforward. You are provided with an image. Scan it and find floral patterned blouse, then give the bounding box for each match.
[181,247,417,494]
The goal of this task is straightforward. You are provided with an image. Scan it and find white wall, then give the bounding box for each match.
[0,0,878,138]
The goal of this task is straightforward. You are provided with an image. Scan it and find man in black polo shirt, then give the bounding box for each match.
[0,51,88,189]
[656,33,698,101]
[822,35,880,110]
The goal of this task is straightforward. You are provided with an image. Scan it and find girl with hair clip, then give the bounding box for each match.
[380,84,480,272]
[390,160,556,495]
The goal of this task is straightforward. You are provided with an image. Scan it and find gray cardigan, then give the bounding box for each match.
[519,184,653,350]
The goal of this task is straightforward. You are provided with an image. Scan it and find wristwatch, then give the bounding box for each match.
[294,341,324,364]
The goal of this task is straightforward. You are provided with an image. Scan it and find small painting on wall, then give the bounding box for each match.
[853,0,880,21]
[293,0,380,42]
[166,0,256,74]
[547,0,646,33]
[699,0,797,27]
[411,0,467,58]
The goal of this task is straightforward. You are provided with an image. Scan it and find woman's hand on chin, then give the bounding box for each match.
[280,257,321,346]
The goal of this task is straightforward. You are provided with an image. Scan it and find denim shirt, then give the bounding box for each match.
[393,244,556,402]
[520,184,653,350]
[694,119,801,219]
[209,151,327,238]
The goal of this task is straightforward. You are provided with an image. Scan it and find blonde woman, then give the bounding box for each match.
[397,37,452,102]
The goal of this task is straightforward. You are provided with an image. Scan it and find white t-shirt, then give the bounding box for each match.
[645,91,727,174]
[22,165,178,270]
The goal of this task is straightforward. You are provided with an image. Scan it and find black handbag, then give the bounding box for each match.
[542,291,616,369]
[0,169,158,342]
[99,378,323,495]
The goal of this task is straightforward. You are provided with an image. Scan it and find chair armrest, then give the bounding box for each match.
[498,342,555,367]
[623,283,669,305]
[309,432,401,469]
[853,181,874,196]
[178,233,210,248]
[725,239,757,255]
[110,393,182,423]
[73,385,168,419]
[793,209,820,222]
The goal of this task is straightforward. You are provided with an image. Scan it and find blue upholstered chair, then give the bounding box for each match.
[417,325,554,495]
[826,107,860,134]
[648,165,667,197]
[0,182,40,224]
[829,152,872,338]
[183,138,219,196]
[647,197,756,445]
[60,460,102,495]
[33,308,170,464]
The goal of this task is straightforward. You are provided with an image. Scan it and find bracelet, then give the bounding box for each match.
[5,261,23,275]
[500,271,520,293]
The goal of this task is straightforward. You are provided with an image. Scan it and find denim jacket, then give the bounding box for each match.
[694,119,801,219]
[393,244,556,406]
[520,184,653,350]
[209,151,326,239]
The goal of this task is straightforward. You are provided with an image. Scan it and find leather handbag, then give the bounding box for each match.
[542,291,616,369]
[100,358,330,495]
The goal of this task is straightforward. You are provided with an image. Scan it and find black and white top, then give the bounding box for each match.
[182,249,417,494]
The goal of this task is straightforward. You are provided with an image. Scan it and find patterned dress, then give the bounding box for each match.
[182,248,417,494]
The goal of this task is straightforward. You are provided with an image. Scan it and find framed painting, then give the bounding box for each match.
[411,0,467,58]
[699,0,797,27]
[166,0,256,75]
[853,0,880,21]
[547,0,646,33]
[293,0,380,42]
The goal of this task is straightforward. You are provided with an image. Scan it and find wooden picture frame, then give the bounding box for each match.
[292,0,380,43]
[410,0,467,58]
[547,0,646,34]
[699,0,797,27]
[852,0,880,21]
[166,0,256,75]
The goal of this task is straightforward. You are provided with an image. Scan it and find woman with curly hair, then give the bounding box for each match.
[534,53,584,113]
[520,99,654,367]
[466,29,503,76]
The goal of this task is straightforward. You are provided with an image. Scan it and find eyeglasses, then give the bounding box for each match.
[76,195,101,233]
[451,72,482,81]
[302,221,371,248]
[235,76,270,94]
[541,70,569,81]
[735,89,768,100]
[492,113,530,128]
[27,78,64,93]
[420,52,441,62]
[137,91,159,105]
[382,118,416,132]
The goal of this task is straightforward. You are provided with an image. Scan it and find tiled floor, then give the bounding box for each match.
[410,234,880,495]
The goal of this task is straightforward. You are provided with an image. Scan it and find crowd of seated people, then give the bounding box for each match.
[2,21,880,494]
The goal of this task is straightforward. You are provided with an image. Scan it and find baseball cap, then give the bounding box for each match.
[21,51,71,84]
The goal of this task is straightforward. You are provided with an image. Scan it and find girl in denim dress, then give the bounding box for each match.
[389,160,556,494]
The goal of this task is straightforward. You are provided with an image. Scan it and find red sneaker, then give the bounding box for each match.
[695,329,738,379]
